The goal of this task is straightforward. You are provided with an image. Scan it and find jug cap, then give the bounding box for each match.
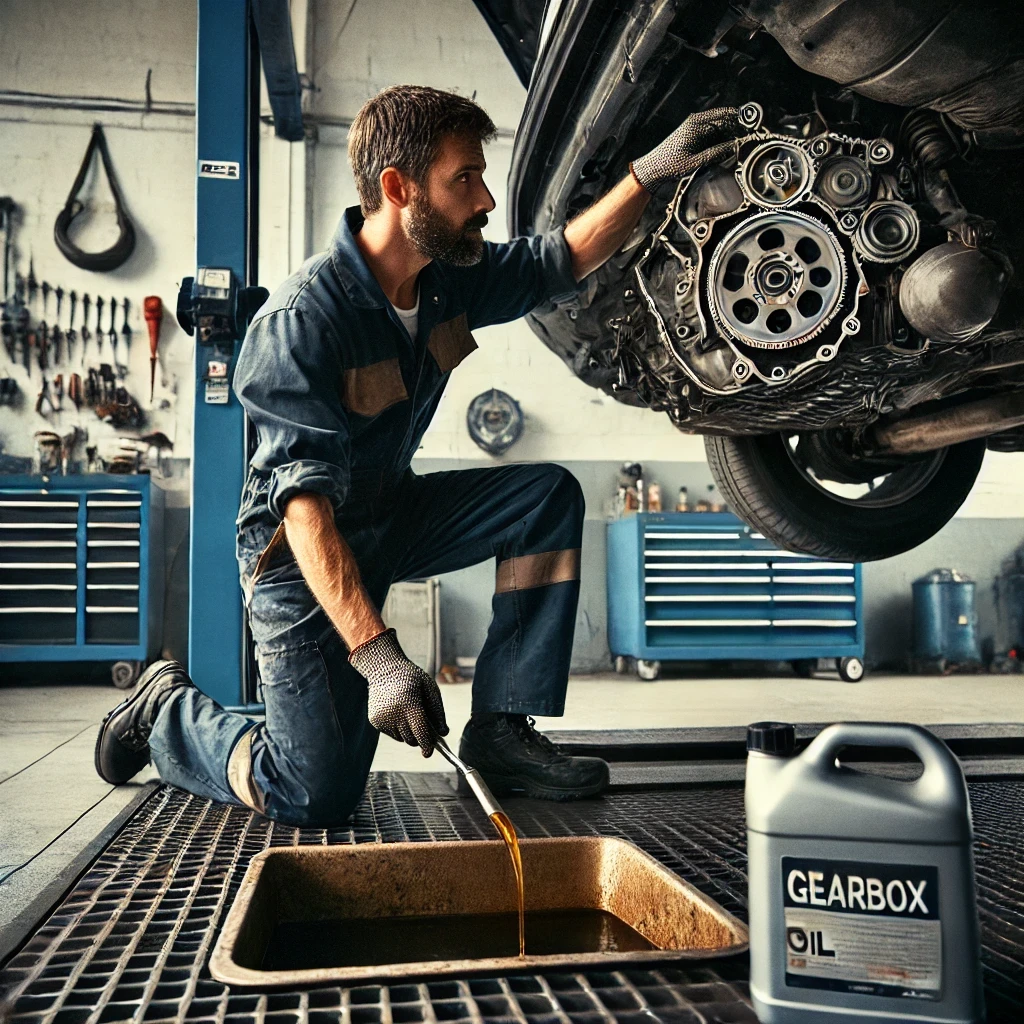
[747,721,796,757]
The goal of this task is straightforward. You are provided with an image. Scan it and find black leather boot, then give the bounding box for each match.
[458,713,609,800]
[94,660,194,784]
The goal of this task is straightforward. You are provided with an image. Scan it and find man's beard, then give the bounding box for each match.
[406,192,487,267]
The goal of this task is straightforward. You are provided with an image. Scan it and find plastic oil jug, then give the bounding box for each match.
[745,722,983,1024]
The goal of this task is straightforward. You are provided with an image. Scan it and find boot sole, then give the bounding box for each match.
[457,769,607,803]
[93,661,179,783]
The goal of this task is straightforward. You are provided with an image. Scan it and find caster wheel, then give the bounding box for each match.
[636,659,661,681]
[111,660,143,689]
[838,656,865,683]
[614,655,630,675]
[792,659,817,678]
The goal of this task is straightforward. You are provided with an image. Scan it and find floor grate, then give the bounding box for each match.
[0,775,1021,1024]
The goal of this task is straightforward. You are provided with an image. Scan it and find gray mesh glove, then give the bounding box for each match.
[631,107,746,192]
[349,628,448,755]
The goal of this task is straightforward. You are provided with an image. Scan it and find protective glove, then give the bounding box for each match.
[348,628,449,755]
[631,106,747,193]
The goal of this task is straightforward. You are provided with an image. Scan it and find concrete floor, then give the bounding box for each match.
[1,669,1022,957]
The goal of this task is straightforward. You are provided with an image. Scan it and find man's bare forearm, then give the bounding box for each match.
[282,493,384,650]
[563,172,650,281]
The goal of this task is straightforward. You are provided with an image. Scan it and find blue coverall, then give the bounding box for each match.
[148,207,586,826]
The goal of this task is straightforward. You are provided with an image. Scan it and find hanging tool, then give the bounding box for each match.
[27,258,37,312]
[0,197,15,303]
[121,297,132,357]
[53,374,64,412]
[95,295,104,353]
[53,287,65,364]
[36,320,49,370]
[35,375,56,416]
[108,296,120,370]
[68,371,82,411]
[80,293,91,363]
[85,366,100,405]
[42,280,51,316]
[66,290,78,363]
[15,276,31,374]
[144,295,163,402]
[54,124,136,271]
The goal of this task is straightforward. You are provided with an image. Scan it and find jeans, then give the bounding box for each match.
[148,463,584,826]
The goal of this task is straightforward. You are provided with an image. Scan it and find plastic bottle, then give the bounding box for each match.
[746,721,984,1024]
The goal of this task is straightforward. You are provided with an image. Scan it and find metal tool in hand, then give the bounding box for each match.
[434,737,506,819]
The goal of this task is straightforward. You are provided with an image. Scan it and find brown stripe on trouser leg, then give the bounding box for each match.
[495,548,581,593]
[227,726,266,813]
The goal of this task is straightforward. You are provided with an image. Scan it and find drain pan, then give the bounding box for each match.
[210,835,748,985]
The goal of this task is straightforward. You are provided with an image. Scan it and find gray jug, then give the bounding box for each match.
[746,722,983,1024]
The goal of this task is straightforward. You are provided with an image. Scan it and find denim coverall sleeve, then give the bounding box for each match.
[235,308,350,521]
[459,228,579,330]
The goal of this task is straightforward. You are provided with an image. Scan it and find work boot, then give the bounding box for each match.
[94,660,193,784]
[458,713,609,801]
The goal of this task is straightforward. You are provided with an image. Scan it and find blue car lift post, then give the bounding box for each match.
[189,0,259,709]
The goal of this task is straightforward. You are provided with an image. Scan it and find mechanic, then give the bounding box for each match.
[95,87,747,826]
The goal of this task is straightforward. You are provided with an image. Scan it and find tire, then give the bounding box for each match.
[636,659,661,681]
[838,656,865,682]
[705,433,986,561]
[111,660,143,689]
[792,659,817,678]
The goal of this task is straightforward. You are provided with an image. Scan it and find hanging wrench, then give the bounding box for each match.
[121,297,132,356]
[67,290,78,364]
[108,296,120,371]
[52,286,64,364]
[80,293,91,364]
[95,296,104,354]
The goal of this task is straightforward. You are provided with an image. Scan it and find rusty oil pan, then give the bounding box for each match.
[210,835,748,986]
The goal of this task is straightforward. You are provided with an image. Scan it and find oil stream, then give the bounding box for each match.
[489,810,525,957]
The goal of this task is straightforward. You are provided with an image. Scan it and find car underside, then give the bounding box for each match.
[486,0,1024,561]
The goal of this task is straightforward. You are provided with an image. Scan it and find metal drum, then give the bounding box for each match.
[912,568,981,667]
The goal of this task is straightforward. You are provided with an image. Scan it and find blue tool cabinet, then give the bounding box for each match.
[0,475,164,676]
[607,512,864,680]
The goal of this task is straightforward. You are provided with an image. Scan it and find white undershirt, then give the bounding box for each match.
[392,289,420,341]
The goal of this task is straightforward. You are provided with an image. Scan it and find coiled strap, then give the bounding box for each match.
[54,124,136,272]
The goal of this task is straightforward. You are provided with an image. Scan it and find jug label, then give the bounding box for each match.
[782,857,940,1001]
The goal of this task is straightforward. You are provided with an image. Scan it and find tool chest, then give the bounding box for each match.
[607,511,864,679]
[0,474,164,671]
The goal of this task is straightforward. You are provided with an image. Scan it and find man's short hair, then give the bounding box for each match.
[348,85,497,215]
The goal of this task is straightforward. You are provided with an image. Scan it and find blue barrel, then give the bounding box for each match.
[913,569,981,664]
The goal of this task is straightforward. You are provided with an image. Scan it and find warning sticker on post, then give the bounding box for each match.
[782,857,941,1001]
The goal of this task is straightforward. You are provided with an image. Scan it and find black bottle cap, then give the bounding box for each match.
[747,721,796,756]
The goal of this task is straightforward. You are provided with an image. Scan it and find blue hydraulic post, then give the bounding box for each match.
[189,0,257,707]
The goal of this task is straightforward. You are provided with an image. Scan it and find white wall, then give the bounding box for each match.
[0,0,196,470]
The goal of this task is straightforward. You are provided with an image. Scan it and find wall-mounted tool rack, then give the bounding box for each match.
[0,474,164,666]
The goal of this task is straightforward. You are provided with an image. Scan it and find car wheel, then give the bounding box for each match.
[838,656,865,682]
[636,659,661,681]
[111,660,143,689]
[705,432,986,561]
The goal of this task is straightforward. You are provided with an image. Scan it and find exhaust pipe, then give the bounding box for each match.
[873,392,1024,454]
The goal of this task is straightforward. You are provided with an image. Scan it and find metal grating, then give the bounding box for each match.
[0,775,1021,1024]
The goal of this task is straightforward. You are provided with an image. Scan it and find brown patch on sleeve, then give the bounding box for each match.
[341,359,409,416]
[427,313,478,373]
[495,549,581,593]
